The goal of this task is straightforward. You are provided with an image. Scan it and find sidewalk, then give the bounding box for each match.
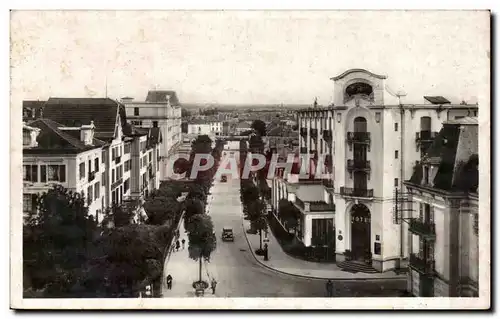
[242,218,405,281]
[161,201,221,298]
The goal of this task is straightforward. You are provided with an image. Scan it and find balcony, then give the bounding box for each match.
[88,171,95,182]
[322,178,334,189]
[416,131,438,146]
[300,147,308,154]
[310,128,318,139]
[409,218,436,240]
[300,128,308,137]
[111,178,123,190]
[347,159,371,172]
[409,253,435,276]
[114,156,121,165]
[322,129,332,141]
[347,132,371,147]
[340,187,374,198]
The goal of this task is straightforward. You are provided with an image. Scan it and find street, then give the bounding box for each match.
[162,177,406,297]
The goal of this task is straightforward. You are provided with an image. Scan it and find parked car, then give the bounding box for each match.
[221,227,234,242]
[221,175,227,182]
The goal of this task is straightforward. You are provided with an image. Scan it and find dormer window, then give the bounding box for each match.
[423,165,430,185]
[23,130,31,146]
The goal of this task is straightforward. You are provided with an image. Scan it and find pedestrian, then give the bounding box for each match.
[175,240,180,252]
[166,274,173,290]
[326,279,333,297]
[211,278,217,295]
[182,238,186,250]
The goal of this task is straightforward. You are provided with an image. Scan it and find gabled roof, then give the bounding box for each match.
[43,98,126,141]
[25,118,105,153]
[408,119,478,193]
[424,96,451,104]
[145,90,180,105]
[331,68,387,81]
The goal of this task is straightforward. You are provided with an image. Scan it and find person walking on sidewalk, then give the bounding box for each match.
[326,279,333,297]
[181,238,186,250]
[210,278,217,295]
[166,274,173,290]
[175,240,180,252]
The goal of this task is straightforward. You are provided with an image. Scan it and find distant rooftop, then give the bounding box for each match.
[145,90,180,105]
[424,96,451,104]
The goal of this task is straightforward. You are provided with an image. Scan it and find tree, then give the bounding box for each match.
[23,185,97,297]
[251,119,267,137]
[186,214,217,283]
[103,203,136,228]
[278,199,300,234]
[184,198,205,230]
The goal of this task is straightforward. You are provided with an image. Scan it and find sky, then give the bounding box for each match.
[11,10,490,107]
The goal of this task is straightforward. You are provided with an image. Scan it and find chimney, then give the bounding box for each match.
[80,121,95,145]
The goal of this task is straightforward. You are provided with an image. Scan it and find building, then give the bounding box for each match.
[187,119,222,137]
[404,117,479,297]
[23,119,106,223]
[121,90,182,179]
[25,97,162,224]
[271,68,479,272]
[235,121,252,135]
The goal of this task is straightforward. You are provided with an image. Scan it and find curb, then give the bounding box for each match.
[241,220,405,282]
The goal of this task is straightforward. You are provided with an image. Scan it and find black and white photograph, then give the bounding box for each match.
[10,9,490,310]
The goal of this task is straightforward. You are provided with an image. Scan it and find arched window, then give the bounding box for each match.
[420,116,431,132]
[354,117,367,132]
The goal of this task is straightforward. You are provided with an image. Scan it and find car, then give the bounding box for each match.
[221,175,228,182]
[221,227,234,242]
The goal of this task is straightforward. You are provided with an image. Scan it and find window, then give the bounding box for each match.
[124,178,130,193]
[394,123,398,131]
[153,121,158,128]
[23,194,36,214]
[47,165,66,182]
[88,159,92,173]
[23,131,31,146]
[395,150,399,159]
[473,111,477,116]
[125,160,131,172]
[148,152,152,163]
[79,162,85,180]
[23,165,38,182]
[423,165,429,185]
[95,158,99,172]
[87,185,93,205]
[124,143,131,154]
[112,169,115,184]
[394,178,399,187]
[131,120,142,126]
[94,182,100,200]
[134,107,139,116]
[102,172,106,186]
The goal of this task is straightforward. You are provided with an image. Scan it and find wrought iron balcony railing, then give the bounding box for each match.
[347,159,371,172]
[322,129,332,141]
[340,187,374,198]
[409,218,436,240]
[310,128,318,138]
[409,253,435,275]
[416,131,438,143]
[347,132,371,144]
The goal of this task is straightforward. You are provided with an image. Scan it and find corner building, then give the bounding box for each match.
[296,68,478,272]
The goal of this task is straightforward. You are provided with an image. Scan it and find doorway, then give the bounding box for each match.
[350,203,371,261]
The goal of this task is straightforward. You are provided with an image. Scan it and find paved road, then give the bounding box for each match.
[199,178,406,297]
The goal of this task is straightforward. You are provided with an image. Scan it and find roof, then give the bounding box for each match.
[43,98,126,141]
[443,116,478,125]
[331,68,387,81]
[189,119,209,125]
[23,100,46,109]
[122,122,148,137]
[424,96,451,104]
[408,119,478,193]
[145,90,180,105]
[236,122,251,129]
[25,118,105,153]
[295,184,325,202]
